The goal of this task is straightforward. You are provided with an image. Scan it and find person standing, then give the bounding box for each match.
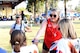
[9,14,31,35]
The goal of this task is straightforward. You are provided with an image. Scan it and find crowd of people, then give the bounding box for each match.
[0,8,79,53]
[0,16,13,21]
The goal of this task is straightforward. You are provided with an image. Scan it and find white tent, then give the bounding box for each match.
[15,1,27,9]
[24,10,33,15]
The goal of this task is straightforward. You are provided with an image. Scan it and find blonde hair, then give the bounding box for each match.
[50,8,60,23]
[59,19,77,39]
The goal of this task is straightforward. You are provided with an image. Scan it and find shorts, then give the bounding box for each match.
[43,42,49,51]
[43,42,56,53]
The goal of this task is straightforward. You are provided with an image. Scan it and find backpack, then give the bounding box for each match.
[13,23,22,31]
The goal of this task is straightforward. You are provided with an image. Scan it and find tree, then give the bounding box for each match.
[75,3,80,13]
[27,0,59,18]
[36,1,45,13]
[27,0,45,18]
[27,0,37,19]
[64,0,69,18]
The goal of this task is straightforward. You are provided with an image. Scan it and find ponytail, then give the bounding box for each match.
[10,30,27,53]
[14,41,20,52]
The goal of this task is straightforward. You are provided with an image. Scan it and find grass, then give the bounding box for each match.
[0,26,43,53]
[0,20,80,53]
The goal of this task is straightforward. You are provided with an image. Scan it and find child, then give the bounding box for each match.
[10,30,38,53]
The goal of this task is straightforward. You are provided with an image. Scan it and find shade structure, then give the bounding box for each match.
[24,10,32,15]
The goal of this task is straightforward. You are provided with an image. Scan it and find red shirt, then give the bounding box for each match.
[44,19,62,49]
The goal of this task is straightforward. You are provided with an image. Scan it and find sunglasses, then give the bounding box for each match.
[16,17,20,18]
[50,14,57,18]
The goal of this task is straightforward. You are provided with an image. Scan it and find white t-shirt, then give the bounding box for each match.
[11,22,28,32]
[49,38,71,53]
[50,38,79,53]
[12,44,39,53]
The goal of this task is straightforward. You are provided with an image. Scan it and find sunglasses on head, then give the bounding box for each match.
[50,14,56,18]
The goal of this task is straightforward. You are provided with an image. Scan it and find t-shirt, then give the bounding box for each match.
[11,22,28,33]
[12,44,39,53]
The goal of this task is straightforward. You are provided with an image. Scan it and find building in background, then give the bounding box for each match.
[0,0,25,20]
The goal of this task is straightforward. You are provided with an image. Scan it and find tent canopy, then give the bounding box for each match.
[24,10,32,15]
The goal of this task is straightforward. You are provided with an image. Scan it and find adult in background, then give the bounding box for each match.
[9,14,31,35]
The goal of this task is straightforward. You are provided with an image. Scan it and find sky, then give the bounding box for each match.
[58,0,80,17]
[67,0,79,9]
[58,0,80,10]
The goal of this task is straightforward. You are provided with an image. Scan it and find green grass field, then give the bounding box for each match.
[0,20,80,53]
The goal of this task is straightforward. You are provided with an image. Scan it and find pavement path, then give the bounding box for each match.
[0,21,15,28]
